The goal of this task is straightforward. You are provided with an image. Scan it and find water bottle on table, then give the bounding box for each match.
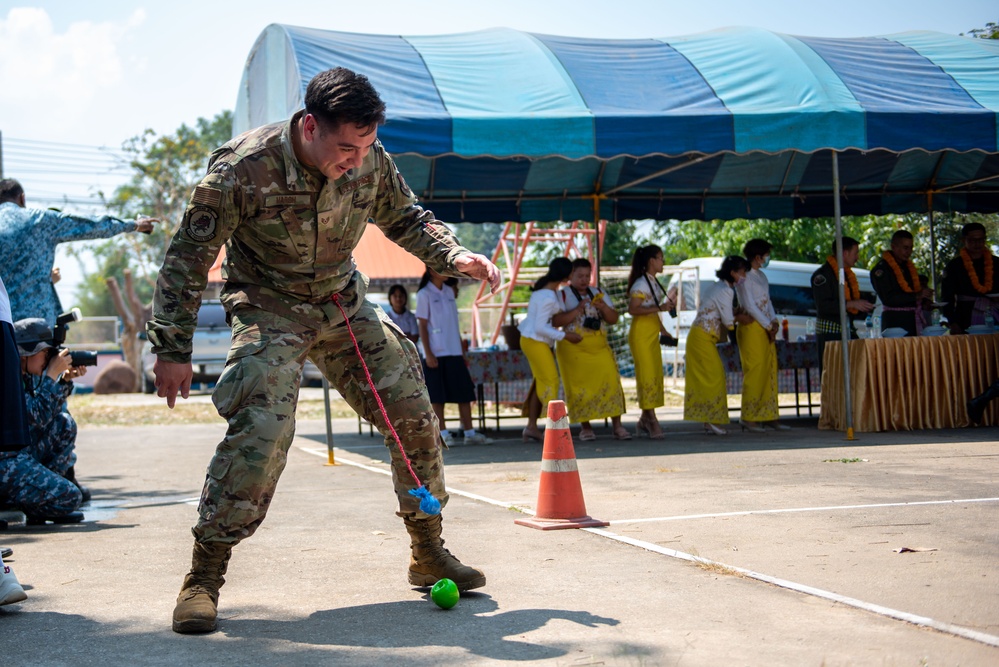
[871,305,883,338]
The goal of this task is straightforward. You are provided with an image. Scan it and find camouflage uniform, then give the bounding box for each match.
[22,374,78,477]
[0,450,81,517]
[0,201,138,325]
[0,369,81,516]
[147,111,471,548]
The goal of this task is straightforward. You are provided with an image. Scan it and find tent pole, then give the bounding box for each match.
[593,196,601,284]
[832,152,855,439]
[927,192,938,298]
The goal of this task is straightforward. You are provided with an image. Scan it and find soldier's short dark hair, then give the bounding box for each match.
[961,222,986,237]
[305,68,386,132]
[742,238,772,262]
[571,258,592,271]
[831,236,859,255]
[0,178,24,204]
[890,230,913,244]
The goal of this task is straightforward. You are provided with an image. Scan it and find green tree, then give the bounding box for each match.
[66,111,232,390]
[71,111,233,316]
[965,21,999,39]
[448,222,504,257]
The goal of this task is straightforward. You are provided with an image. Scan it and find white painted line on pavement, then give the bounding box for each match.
[611,497,999,524]
[297,446,534,512]
[583,527,999,649]
[299,445,999,649]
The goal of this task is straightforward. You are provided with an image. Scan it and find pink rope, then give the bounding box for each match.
[331,294,425,490]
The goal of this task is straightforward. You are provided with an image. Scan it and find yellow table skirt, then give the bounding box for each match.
[819,333,999,432]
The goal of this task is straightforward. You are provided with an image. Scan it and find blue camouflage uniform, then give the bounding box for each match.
[22,374,78,477]
[0,201,137,325]
[0,374,81,517]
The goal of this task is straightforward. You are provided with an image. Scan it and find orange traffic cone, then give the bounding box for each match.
[515,400,609,531]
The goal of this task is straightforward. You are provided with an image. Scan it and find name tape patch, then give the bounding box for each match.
[265,194,312,207]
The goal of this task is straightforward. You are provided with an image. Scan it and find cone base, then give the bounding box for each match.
[514,515,609,531]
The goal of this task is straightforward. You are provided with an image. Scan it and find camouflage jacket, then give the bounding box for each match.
[0,202,136,325]
[21,374,73,446]
[148,111,470,362]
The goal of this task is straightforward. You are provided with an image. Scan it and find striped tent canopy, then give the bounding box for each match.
[235,25,999,223]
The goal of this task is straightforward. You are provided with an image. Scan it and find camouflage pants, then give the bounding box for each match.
[0,450,82,516]
[27,411,77,477]
[194,298,445,547]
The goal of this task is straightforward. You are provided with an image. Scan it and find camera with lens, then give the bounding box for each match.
[582,316,602,331]
[52,308,99,367]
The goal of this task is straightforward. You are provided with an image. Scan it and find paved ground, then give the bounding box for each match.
[2,399,997,666]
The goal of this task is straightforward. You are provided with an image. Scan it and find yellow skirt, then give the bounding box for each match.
[556,329,626,423]
[628,313,664,410]
[683,325,728,424]
[520,336,560,405]
[736,321,778,421]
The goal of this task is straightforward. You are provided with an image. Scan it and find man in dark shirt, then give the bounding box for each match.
[870,230,933,336]
[941,223,999,334]
[811,237,875,372]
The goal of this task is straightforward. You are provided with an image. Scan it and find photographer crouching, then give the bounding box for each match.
[1,317,92,525]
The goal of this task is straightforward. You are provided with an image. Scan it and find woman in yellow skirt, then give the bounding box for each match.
[735,239,788,432]
[627,245,675,439]
[518,257,582,442]
[684,256,751,435]
[553,258,631,441]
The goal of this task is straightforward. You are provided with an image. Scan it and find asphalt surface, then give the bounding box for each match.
[2,398,998,666]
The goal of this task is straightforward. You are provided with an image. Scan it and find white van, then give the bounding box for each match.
[664,258,875,362]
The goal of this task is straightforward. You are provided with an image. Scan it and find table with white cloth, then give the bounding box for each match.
[819,334,999,432]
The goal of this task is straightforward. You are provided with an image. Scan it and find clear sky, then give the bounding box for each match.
[1,0,995,300]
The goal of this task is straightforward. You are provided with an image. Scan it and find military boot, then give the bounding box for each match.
[172,541,232,634]
[404,514,486,591]
[64,466,91,503]
[967,380,999,425]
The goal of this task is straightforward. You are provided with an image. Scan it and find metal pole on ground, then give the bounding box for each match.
[322,376,339,465]
[928,193,938,298]
[832,152,855,439]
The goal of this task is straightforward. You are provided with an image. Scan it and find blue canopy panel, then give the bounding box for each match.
[533,34,734,156]
[234,26,999,222]
[797,36,997,152]
[278,26,453,155]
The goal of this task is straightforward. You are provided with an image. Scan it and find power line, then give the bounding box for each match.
[5,136,129,157]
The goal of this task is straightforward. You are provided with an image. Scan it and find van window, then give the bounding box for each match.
[769,285,817,318]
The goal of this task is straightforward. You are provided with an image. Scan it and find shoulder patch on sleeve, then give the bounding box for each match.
[185,206,219,243]
[874,268,883,277]
[397,170,413,198]
[192,185,222,208]
[812,274,826,287]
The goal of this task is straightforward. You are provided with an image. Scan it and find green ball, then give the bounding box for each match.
[430,578,460,609]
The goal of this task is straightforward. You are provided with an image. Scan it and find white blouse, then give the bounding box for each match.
[627,273,666,309]
[735,268,777,328]
[518,289,566,345]
[692,280,736,340]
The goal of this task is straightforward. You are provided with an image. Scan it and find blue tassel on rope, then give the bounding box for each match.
[409,486,441,515]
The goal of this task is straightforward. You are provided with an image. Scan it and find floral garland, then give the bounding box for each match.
[881,251,921,293]
[826,255,860,314]
[960,248,994,294]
